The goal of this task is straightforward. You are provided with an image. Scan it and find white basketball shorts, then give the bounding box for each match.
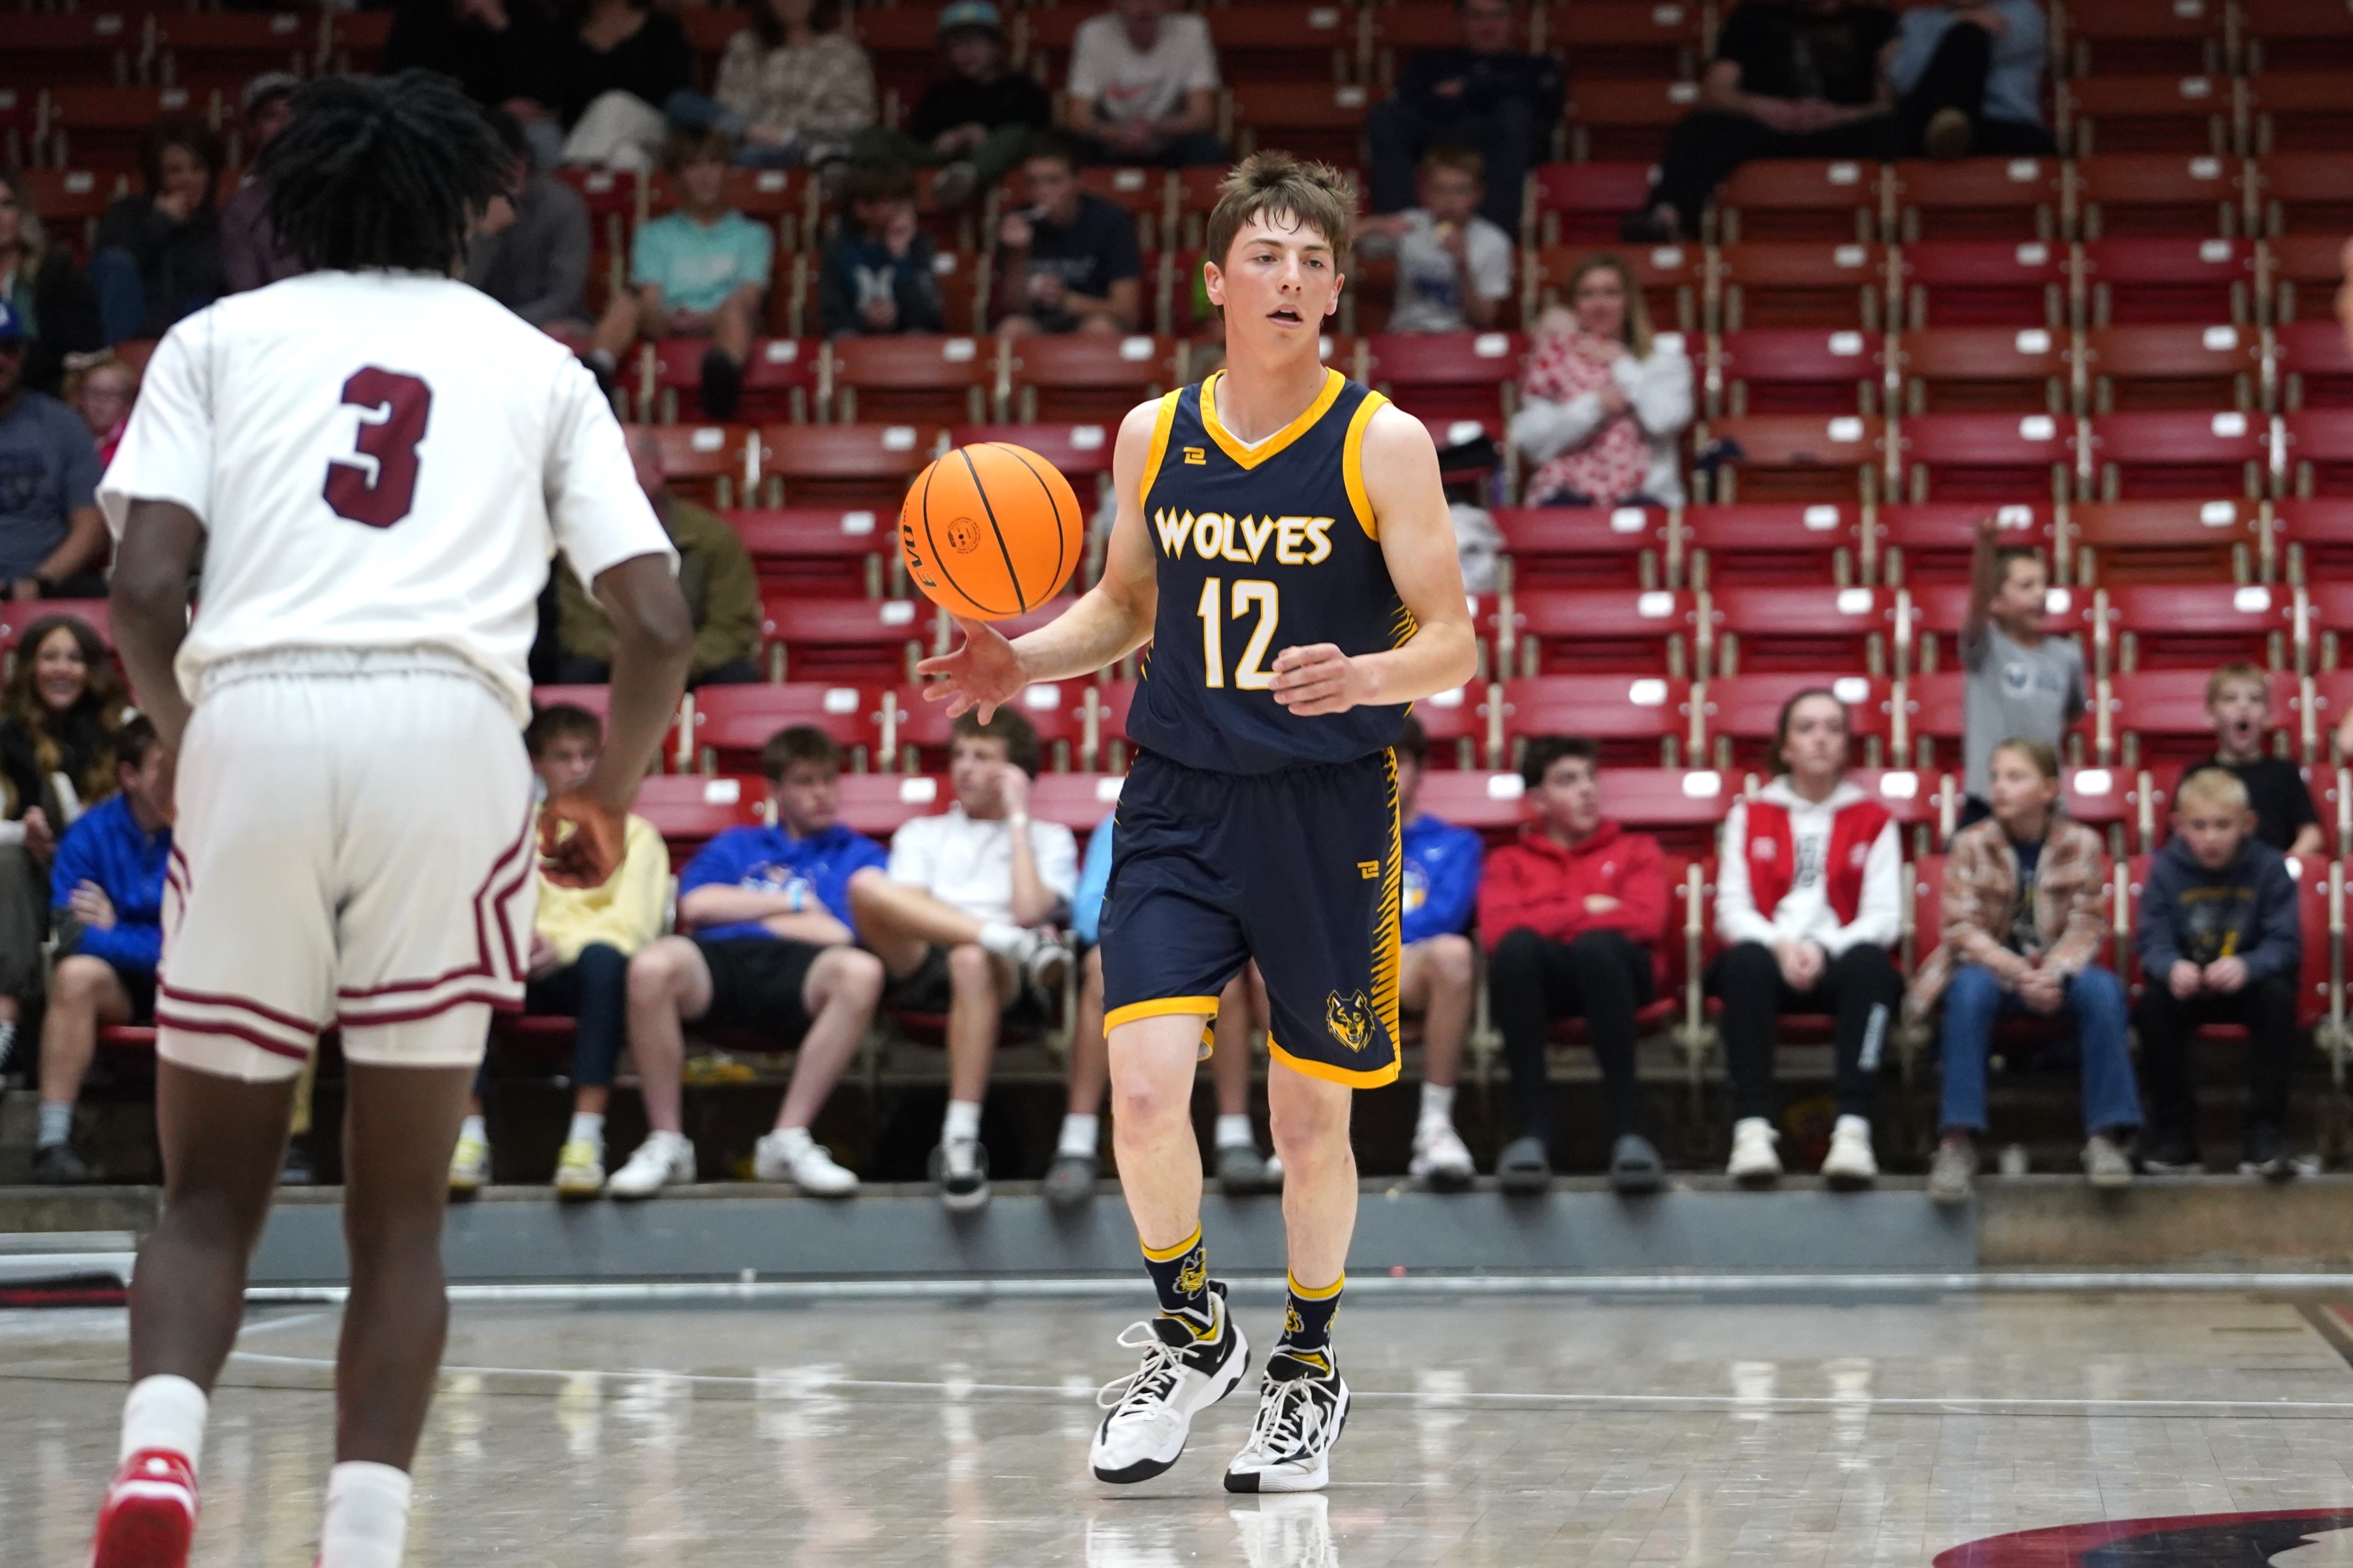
[156,648,538,1082]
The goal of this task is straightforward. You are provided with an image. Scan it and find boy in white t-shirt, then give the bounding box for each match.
[848,708,1078,1210]
[1065,0,1227,167]
[1355,146,1516,334]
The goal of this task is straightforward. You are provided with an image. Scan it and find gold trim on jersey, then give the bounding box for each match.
[1267,1035,1402,1088]
[1341,389,1390,541]
[1137,388,1184,503]
[1199,368,1346,470]
[1369,744,1404,1071]
[1106,995,1222,1032]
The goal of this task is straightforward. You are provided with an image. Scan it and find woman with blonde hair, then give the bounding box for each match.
[1509,252,1692,509]
[0,169,105,397]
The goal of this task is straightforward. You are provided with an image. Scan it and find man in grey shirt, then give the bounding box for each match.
[1355,146,1513,335]
[0,305,106,599]
[1960,514,2085,830]
[466,112,592,331]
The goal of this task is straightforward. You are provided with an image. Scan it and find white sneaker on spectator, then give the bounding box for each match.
[931,1137,991,1210]
[756,1127,859,1196]
[2082,1133,2134,1188]
[1726,1118,1781,1187]
[606,1131,695,1199]
[1018,928,1071,990]
[448,1132,489,1195]
[552,1138,605,1198]
[1821,1115,1878,1190]
[1408,1120,1475,1191]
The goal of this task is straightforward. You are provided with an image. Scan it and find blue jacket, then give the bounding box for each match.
[51,794,170,976]
[1072,812,1116,944]
[678,822,887,944]
[1402,813,1483,946]
[2136,835,2301,983]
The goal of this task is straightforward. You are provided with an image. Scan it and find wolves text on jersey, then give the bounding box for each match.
[1152,508,1338,568]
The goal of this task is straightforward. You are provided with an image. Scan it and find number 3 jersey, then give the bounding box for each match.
[1126,368,1414,775]
[97,272,675,723]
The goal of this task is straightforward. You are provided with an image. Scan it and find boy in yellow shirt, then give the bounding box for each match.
[451,705,669,1197]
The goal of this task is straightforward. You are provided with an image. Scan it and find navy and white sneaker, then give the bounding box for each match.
[1089,1282,1251,1484]
[1223,1345,1350,1494]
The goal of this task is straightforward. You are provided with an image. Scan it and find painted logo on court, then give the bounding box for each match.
[1938,1510,2353,1566]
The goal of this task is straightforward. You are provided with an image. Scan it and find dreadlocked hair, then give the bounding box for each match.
[258,71,508,277]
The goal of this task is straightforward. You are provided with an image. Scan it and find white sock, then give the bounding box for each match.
[118,1374,208,1471]
[1419,1082,1456,1127]
[942,1099,983,1145]
[771,1125,812,1152]
[1836,1114,1871,1138]
[1057,1113,1099,1158]
[1214,1113,1255,1152]
[976,921,1026,959]
[565,1111,605,1148]
[318,1460,413,1568]
[457,1114,485,1146]
[37,1099,72,1148]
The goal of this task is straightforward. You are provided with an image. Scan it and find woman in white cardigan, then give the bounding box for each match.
[1509,255,1693,509]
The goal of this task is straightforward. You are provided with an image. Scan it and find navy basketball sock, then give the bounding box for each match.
[1141,1226,1210,1322]
[1277,1272,1343,1359]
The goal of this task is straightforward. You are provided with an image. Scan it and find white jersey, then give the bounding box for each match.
[97,270,674,722]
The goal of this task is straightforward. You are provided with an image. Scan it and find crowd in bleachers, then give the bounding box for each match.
[5,0,2353,1198]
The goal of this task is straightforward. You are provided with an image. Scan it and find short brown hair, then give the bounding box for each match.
[1418,144,1482,182]
[1204,150,1356,276]
[2206,660,2270,709]
[762,724,844,781]
[1991,736,2060,782]
[114,715,162,774]
[1994,545,2046,580]
[951,707,1041,778]
[526,703,603,759]
[1521,734,1598,789]
[661,126,733,174]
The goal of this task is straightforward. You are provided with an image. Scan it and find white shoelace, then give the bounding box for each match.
[1237,1372,1336,1465]
[1097,1321,1189,1414]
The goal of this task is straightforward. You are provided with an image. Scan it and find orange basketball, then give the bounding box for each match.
[900,442,1085,621]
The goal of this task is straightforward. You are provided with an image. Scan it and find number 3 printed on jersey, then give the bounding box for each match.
[323,368,431,529]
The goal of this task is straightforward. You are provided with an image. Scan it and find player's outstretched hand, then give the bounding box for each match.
[1270,643,1367,715]
[538,792,625,889]
[915,616,1025,722]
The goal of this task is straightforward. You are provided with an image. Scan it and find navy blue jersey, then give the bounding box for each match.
[1126,369,1415,774]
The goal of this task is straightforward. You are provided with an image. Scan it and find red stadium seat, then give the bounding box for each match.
[1201,3,1361,85]
[635,774,770,862]
[2281,408,2353,496]
[1407,768,1558,835]
[1018,774,1124,837]
[324,9,393,74]
[728,508,892,599]
[1712,241,1890,331]
[2076,236,2258,327]
[1527,242,1703,335]
[1679,502,1866,588]
[1540,1,1705,80]
[2308,670,2353,761]
[2095,582,2294,674]
[2078,323,2264,414]
[2271,497,2353,585]
[2257,153,2353,237]
[759,596,931,684]
[1900,583,2093,677]
[18,168,121,258]
[1895,411,2080,504]
[1003,333,1181,424]
[683,683,886,774]
[1562,79,1699,163]
[947,424,1116,502]
[835,772,950,837]
[2057,765,2142,850]
[1697,672,1894,770]
[1406,681,1489,769]
[0,15,138,89]
[1709,159,1883,245]
[1888,157,2065,244]
[1697,414,1887,504]
[652,338,814,424]
[648,167,814,248]
[2242,71,2353,155]
[2274,322,2353,412]
[2069,155,2252,240]
[757,423,942,509]
[2242,0,2353,72]
[2060,0,2227,77]
[2084,409,2271,500]
[1528,162,1658,247]
[1703,585,1900,677]
[1494,675,1696,770]
[0,601,112,653]
[1364,331,1526,424]
[2100,667,2300,768]
[2059,74,2230,157]
[1893,238,2066,329]
[1893,326,2068,416]
[42,86,218,171]
[151,12,313,94]
[1588,767,1734,856]
[1492,506,1669,592]
[824,336,996,425]
[1224,83,1369,166]
[2302,581,2353,670]
[887,678,1085,772]
[1707,328,1887,417]
[635,423,754,508]
[1872,501,2058,587]
[2068,499,2261,587]
[1490,588,1701,678]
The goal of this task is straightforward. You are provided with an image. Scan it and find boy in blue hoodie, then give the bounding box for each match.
[2134,765,2304,1179]
[32,716,171,1184]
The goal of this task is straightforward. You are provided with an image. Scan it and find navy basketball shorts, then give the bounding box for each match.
[1100,748,1402,1088]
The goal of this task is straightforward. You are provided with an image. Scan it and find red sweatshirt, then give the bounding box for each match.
[1476,820,1671,985]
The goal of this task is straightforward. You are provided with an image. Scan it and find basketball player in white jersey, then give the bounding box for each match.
[86,73,692,1568]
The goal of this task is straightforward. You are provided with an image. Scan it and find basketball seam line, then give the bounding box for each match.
[999,443,1070,608]
[918,454,1009,622]
[958,444,1030,615]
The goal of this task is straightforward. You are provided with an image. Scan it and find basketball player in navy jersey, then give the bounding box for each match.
[920,152,1476,1492]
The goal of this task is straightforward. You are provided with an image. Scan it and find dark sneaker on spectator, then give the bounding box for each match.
[31,1143,92,1185]
[1609,1133,1665,1195]
[1727,1116,1782,1188]
[930,160,981,209]
[1224,1345,1349,1494]
[699,348,743,421]
[1217,1142,1280,1196]
[1090,1282,1249,1484]
[2239,1125,2297,1182]
[2083,1133,2135,1188]
[1928,1137,1977,1205]
[932,1137,991,1211]
[1496,1134,1551,1196]
[1019,928,1071,991]
[1821,1115,1878,1191]
[278,1141,315,1187]
[1044,1150,1099,1211]
[1408,1121,1475,1191]
[2139,1134,2203,1175]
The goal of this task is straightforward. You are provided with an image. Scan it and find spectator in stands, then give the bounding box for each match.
[0,308,109,600]
[850,2,1051,210]
[0,170,104,400]
[1959,516,2084,833]
[384,0,563,167]
[1065,0,1226,168]
[1910,738,2136,1204]
[29,716,169,1185]
[671,0,876,174]
[1378,717,1485,1189]
[1511,257,1693,510]
[1887,0,2053,160]
[1354,147,1514,335]
[219,73,302,296]
[2203,663,2322,858]
[91,119,228,345]
[2136,767,2305,1180]
[1712,689,1904,1189]
[77,361,135,471]
[449,706,667,1198]
[554,0,696,172]
[992,139,1143,339]
[466,110,592,331]
[1367,0,1561,242]
[587,128,770,419]
[623,726,887,1198]
[1625,0,1900,244]
[557,428,760,687]
[1047,810,1279,1207]
[847,709,1078,1210]
[819,162,946,338]
[1480,736,1669,1194]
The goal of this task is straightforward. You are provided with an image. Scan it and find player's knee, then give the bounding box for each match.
[1110,1065,1187,1129]
[1268,1091,1348,1165]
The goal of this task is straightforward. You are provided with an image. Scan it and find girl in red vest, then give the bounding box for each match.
[1710,689,1904,1189]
